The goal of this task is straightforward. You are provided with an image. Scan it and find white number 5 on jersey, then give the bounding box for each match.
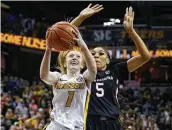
[96,83,104,97]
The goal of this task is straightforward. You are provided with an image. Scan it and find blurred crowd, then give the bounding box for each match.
[2,10,49,39]
[119,86,172,130]
[1,74,52,130]
[1,73,172,130]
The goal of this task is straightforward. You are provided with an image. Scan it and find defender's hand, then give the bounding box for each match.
[79,3,104,19]
[123,7,134,33]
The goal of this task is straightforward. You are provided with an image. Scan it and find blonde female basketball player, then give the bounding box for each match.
[40,28,96,130]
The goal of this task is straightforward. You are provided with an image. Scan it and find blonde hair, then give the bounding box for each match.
[57,46,85,74]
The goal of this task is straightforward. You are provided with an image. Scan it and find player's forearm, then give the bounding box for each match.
[40,50,51,79]
[129,29,151,60]
[82,47,97,74]
[70,15,85,27]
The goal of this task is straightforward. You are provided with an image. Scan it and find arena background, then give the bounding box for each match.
[1,1,172,130]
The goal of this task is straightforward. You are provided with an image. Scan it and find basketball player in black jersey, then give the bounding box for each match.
[72,6,151,130]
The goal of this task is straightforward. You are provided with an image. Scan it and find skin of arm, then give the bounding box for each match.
[73,30,97,84]
[124,7,151,72]
[40,40,61,85]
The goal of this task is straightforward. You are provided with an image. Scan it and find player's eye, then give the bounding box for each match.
[99,52,105,56]
[77,55,81,58]
[69,54,74,58]
[91,52,96,56]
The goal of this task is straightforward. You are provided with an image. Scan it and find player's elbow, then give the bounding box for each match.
[143,53,151,63]
[40,76,45,81]
[40,73,47,81]
[40,75,50,85]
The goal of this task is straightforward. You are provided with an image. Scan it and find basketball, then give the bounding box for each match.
[46,22,78,51]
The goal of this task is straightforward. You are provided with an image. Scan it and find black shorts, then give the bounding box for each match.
[86,115,123,130]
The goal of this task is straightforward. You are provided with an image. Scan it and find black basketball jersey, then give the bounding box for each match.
[88,62,129,118]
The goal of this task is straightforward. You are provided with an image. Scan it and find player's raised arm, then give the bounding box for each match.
[124,7,151,72]
[71,3,104,27]
[40,39,61,85]
[73,30,97,84]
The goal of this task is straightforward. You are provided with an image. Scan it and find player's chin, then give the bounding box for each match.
[70,65,80,70]
[96,65,103,71]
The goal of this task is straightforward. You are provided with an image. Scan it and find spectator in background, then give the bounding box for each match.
[16,99,29,117]
[29,99,38,112]
[142,100,153,116]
